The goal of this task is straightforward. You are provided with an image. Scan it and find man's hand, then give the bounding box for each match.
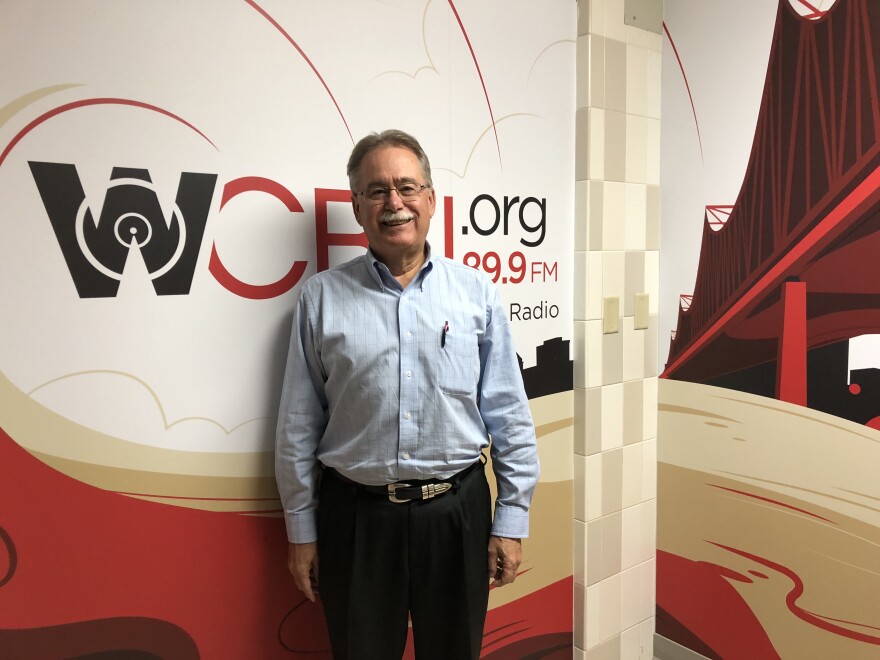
[288,542,319,602]
[488,536,522,587]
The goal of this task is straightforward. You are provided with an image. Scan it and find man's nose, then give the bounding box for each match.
[384,189,405,210]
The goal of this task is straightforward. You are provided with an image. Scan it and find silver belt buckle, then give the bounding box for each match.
[387,482,453,503]
[422,482,452,499]
[388,482,413,503]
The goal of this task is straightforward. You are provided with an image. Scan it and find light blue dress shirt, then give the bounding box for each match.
[275,246,539,544]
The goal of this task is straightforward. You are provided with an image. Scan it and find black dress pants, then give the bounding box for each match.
[317,462,492,660]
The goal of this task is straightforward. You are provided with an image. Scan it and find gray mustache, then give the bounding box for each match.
[380,211,415,224]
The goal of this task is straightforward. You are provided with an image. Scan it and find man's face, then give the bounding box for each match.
[351,146,436,263]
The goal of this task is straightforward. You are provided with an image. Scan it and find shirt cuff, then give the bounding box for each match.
[286,510,317,544]
[491,503,530,538]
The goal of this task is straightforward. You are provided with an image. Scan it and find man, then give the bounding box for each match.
[275,129,539,659]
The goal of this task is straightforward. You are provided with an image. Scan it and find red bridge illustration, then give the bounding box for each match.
[662,0,880,406]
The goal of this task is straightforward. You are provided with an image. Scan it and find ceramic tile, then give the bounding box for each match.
[588,180,604,250]
[620,565,642,630]
[641,500,657,565]
[589,0,606,38]
[626,21,662,49]
[588,108,606,180]
[639,618,655,659]
[645,250,659,311]
[588,250,603,320]
[587,517,603,586]
[577,0,590,35]
[647,117,661,185]
[643,377,658,440]
[586,635,620,660]
[577,35,591,109]
[626,44,648,117]
[624,183,647,251]
[602,326,623,385]
[644,314,658,377]
[602,322,623,385]
[601,448,624,516]
[598,573,622,642]
[601,250,625,302]
[604,109,627,182]
[575,179,589,251]
[622,379,644,445]
[575,518,587,586]
[645,184,660,250]
[620,502,642,571]
[574,320,587,389]
[600,382,623,450]
[642,438,657,501]
[622,441,644,509]
[586,451,604,521]
[574,453,586,522]
[625,113,647,184]
[625,23,652,48]
[574,251,587,321]
[620,624,641,660]
[575,107,590,181]
[602,181,625,250]
[603,0,627,42]
[623,317,645,382]
[601,509,622,578]
[574,581,585,648]
[624,249,646,314]
[574,387,587,456]
[590,35,606,109]
[574,646,586,660]
[585,385,602,455]
[587,320,604,388]
[604,38,626,113]
[586,582,601,649]
[647,48,662,119]
[641,558,656,621]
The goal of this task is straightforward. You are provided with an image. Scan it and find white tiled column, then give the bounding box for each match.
[574,1,660,658]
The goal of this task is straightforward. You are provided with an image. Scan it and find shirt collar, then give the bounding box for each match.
[364,244,435,292]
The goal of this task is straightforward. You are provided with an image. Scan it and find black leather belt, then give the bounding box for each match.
[326,459,482,504]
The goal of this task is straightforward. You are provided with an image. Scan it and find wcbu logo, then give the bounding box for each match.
[29,161,465,299]
[30,162,216,298]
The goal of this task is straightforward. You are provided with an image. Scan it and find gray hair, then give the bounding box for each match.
[347,129,433,191]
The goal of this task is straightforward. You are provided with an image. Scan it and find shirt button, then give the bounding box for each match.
[402,452,410,460]
[405,331,412,339]
[406,370,412,378]
[404,412,412,420]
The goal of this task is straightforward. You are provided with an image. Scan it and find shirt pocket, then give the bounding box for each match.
[438,333,480,396]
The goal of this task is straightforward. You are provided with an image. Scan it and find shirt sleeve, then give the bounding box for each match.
[275,286,328,544]
[478,284,540,538]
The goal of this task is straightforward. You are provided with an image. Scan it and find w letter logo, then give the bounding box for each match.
[30,162,217,298]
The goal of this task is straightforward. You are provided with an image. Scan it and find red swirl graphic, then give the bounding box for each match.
[707,483,837,524]
[0,98,217,168]
[663,22,703,159]
[710,542,880,645]
[448,0,501,163]
[244,0,353,143]
[0,527,16,588]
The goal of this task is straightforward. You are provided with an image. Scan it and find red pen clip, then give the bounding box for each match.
[441,321,449,347]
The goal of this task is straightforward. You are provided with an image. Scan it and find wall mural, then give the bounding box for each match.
[660,0,880,657]
[0,2,575,657]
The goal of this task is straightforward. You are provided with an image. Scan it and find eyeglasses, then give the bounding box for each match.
[356,182,431,203]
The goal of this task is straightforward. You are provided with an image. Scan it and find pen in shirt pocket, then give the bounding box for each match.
[441,321,449,347]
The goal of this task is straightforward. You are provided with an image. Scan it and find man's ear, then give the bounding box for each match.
[351,194,363,226]
[426,187,436,218]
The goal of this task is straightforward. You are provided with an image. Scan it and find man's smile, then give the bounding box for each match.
[379,210,415,227]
